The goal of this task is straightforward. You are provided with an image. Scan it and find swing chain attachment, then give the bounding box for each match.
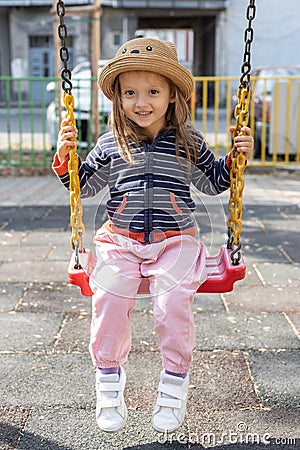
[227,0,256,263]
[227,227,242,266]
[56,0,85,254]
[56,0,73,94]
[232,0,256,138]
[240,0,256,90]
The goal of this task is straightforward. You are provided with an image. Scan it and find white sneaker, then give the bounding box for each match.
[152,371,189,433]
[95,366,127,432]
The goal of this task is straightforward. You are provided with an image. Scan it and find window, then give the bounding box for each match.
[113,33,121,47]
[29,36,53,48]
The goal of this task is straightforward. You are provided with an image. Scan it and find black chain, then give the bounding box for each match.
[240,0,256,88]
[56,0,73,94]
[227,228,242,265]
[227,0,256,265]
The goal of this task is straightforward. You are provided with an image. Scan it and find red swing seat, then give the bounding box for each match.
[68,249,96,296]
[68,244,246,297]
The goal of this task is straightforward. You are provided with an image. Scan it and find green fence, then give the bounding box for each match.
[0,77,51,167]
[0,76,107,168]
[0,75,299,168]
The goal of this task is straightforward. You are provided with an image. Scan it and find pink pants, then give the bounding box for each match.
[89,228,207,374]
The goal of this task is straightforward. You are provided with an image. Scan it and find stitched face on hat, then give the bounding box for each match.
[116,38,178,63]
[98,37,195,101]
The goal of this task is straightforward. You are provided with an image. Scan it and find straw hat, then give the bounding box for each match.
[98,37,195,101]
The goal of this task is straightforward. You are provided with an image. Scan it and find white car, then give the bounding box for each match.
[47,59,112,149]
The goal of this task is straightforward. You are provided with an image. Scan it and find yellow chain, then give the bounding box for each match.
[63,92,85,250]
[227,84,250,246]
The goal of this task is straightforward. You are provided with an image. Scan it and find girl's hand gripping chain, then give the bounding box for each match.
[57,118,78,163]
[230,125,254,159]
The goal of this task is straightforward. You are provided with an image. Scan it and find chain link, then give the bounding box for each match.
[56,1,84,255]
[63,92,85,252]
[240,0,256,88]
[227,0,256,263]
[56,0,73,94]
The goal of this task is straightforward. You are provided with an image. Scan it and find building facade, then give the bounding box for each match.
[0,0,299,100]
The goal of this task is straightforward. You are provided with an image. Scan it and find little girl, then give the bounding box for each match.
[53,37,253,434]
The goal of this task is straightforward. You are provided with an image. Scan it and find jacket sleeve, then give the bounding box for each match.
[52,138,110,198]
[191,132,232,195]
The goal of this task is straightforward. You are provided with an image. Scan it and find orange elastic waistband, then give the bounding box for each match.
[102,220,197,243]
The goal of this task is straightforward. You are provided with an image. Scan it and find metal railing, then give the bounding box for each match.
[0,75,299,167]
[0,76,107,167]
[191,75,300,166]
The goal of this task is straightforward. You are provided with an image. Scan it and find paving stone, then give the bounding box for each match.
[194,312,300,351]
[134,295,153,312]
[52,306,282,361]
[0,354,94,408]
[46,245,73,261]
[241,228,278,249]
[0,352,165,427]
[272,215,300,232]
[0,206,53,231]
[0,245,52,263]
[130,350,256,422]
[0,230,27,246]
[18,407,188,450]
[261,206,300,223]
[124,352,162,412]
[254,263,300,286]
[241,233,300,263]
[0,261,68,283]
[40,206,70,229]
[244,205,293,221]
[188,351,259,414]
[242,245,289,264]
[255,230,300,258]
[13,381,299,449]
[17,282,90,314]
[0,282,28,312]
[246,350,300,409]
[286,313,300,336]
[9,232,72,263]
[0,207,19,229]
[46,288,227,315]
[0,312,63,353]
[54,311,160,356]
[49,304,238,357]
[5,211,68,233]
[281,241,300,264]
[224,285,300,313]
[53,314,91,354]
[131,312,159,353]
[0,177,60,207]
[4,176,70,207]
[0,406,30,450]
[262,216,300,234]
[21,231,70,247]
[193,293,226,312]
[0,178,29,204]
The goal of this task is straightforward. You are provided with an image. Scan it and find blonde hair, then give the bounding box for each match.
[108,76,197,166]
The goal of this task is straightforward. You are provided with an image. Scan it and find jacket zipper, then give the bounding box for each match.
[144,142,153,243]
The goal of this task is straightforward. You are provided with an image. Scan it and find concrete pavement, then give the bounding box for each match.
[0,171,299,449]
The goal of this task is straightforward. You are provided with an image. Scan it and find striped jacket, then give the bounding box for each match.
[53,128,232,243]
